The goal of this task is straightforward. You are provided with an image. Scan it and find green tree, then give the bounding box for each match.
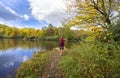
[65,0,120,28]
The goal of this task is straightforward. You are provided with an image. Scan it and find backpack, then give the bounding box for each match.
[59,40,62,46]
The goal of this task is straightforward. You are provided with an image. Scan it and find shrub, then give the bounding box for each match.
[107,20,120,41]
[59,42,120,78]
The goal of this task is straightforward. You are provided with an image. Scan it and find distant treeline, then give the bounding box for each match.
[0,24,87,40]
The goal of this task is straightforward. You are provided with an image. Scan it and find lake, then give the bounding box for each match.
[0,39,74,78]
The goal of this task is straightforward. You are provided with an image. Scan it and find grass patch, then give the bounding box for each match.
[59,42,120,78]
[16,51,53,78]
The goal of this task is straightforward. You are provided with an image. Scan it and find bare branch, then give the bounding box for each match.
[108,0,112,16]
[90,0,105,15]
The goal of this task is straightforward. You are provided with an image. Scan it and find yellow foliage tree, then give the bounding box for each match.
[64,0,120,28]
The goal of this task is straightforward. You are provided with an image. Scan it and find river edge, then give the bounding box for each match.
[0,37,81,42]
[16,47,69,78]
[16,50,54,78]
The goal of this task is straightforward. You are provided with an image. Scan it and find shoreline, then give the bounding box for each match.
[0,37,81,42]
[16,48,68,78]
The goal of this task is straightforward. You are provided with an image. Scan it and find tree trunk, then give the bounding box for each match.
[105,15,111,24]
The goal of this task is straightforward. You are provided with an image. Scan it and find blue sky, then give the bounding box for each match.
[0,0,66,28]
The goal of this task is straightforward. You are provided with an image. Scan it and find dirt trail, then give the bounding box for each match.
[41,51,64,78]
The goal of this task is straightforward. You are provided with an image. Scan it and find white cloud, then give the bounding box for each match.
[23,14,30,20]
[22,56,29,62]
[0,2,30,21]
[0,2,22,21]
[4,62,14,68]
[28,0,67,25]
[0,20,4,24]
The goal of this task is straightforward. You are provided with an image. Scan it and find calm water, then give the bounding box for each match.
[0,39,73,78]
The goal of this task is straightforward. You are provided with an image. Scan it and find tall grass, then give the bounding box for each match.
[16,51,53,78]
[59,41,120,78]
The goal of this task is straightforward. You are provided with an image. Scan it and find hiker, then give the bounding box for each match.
[58,36,65,55]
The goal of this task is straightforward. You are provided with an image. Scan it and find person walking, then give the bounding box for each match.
[58,36,65,55]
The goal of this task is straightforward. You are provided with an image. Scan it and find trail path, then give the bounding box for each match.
[41,51,64,78]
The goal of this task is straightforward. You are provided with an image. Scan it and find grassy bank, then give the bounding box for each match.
[16,51,54,78]
[59,21,120,78]
[0,35,81,41]
[0,35,59,40]
[59,41,120,78]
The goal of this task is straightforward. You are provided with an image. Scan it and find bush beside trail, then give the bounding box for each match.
[59,21,120,78]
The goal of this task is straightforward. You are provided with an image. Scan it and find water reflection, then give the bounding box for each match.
[0,47,40,78]
[0,39,59,78]
[0,39,58,50]
[0,39,75,78]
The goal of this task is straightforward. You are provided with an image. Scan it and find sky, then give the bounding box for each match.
[0,0,67,28]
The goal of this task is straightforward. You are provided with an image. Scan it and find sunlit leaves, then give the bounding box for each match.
[64,0,120,28]
[0,24,59,39]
